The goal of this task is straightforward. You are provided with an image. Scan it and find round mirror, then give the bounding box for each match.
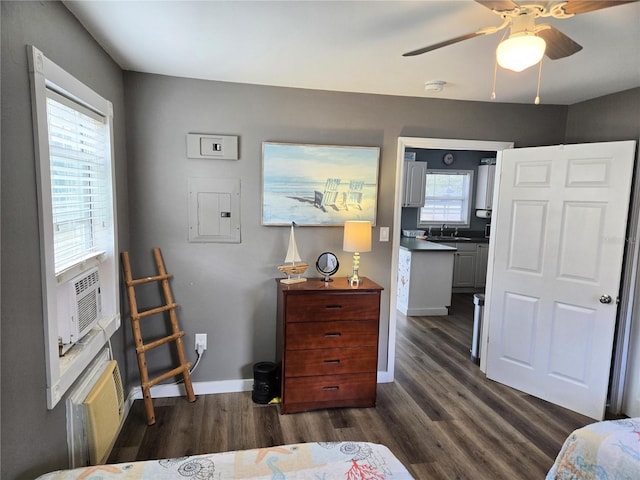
[316,252,339,282]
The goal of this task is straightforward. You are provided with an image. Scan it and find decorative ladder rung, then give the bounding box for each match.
[136,303,179,320]
[121,248,196,425]
[126,273,173,286]
[144,363,193,389]
[137,331,185,354]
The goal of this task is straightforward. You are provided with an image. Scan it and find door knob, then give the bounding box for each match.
[599,295,612,304]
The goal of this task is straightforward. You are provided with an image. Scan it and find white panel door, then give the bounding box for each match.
[485,141,636,419]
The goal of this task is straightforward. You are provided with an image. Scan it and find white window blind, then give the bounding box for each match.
[46,90,111,274]
[419,170,473,226]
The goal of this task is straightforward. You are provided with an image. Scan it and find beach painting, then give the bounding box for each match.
[262,142,380,226]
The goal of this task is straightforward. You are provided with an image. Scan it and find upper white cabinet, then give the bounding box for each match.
[402,161,427,207]
[475,164,496,211]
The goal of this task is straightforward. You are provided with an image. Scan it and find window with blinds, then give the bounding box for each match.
[46,90,111,274]
[418,170,473,227]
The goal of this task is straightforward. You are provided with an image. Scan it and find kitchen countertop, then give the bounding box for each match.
[400,238,457,251]
[400,236,489,251]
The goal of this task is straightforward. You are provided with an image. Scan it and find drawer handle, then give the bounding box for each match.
[324,332,342,337]
[325,305,343,310]
[322,386,340,391]
[323,359,341,365]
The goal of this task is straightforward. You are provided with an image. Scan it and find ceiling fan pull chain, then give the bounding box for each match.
[534,57,543,104]
[491,57,498,100]
[491,29,509,101]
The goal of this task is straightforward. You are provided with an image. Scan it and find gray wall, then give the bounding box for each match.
[565,87,640,144]
[123,71,568,388]
[2,2,636,479]
[1,2,129,479]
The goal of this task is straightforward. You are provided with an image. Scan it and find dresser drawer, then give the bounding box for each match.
[284,347,377,377]
[285,292,379,322]
[284,373,377,405]
[285,320,378,350]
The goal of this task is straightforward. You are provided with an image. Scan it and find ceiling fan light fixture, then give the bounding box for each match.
[496,34,546,72]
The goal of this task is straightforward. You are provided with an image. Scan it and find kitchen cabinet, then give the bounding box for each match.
[476,164,496,211]
[397,239,456,316]
[402,161,427,207]
[475,243,490,288]
[447,242,477,288]
[444,241,489,290]
[276,277,383,414]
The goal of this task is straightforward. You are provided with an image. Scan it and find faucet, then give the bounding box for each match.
[441,224,446,237]
[454,227,458,237]
[427,226,432,237]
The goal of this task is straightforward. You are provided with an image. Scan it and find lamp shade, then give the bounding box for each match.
[343,221,372,253]
[496,34,546,72]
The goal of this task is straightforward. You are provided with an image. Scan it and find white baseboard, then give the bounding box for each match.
[126,371,392,404]
[127,378,253,403]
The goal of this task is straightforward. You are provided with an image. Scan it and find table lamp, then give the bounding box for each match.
[343,220,372,287]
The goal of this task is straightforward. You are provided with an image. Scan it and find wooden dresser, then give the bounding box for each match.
[276,277,383,414]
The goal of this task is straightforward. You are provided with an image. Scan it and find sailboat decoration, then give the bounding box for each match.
[277,222,308,284]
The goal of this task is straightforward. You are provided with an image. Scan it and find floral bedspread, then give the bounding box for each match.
[546,418,640,480]
[37,441,414,479]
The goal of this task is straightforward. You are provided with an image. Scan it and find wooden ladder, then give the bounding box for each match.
[121,247,196,425]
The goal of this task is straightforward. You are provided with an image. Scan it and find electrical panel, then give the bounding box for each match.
[188,178,241,243]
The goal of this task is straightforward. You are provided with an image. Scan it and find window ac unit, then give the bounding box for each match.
[60,267,102,346]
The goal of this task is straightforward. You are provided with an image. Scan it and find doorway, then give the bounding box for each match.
[387,137,513,380]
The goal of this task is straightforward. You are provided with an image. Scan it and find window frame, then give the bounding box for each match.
[28,45,120,409]
[417,169,474,228]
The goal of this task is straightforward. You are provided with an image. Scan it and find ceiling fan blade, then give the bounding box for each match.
[474,0,518,12]
[403,32,484,57]
[561,0,638,15]
[537,26,583,60]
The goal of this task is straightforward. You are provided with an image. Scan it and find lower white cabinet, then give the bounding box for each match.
[475,243,490,288]
[444,242,489,290]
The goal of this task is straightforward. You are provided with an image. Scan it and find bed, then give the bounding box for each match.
[37,441,414,479]
[546,417,640,479]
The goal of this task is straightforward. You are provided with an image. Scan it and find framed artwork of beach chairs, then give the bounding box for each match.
[261,142,380,226]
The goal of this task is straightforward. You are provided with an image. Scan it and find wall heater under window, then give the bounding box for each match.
[59,267,102,347]
[67,350,125,467]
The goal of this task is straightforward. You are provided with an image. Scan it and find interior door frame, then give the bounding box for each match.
[388,137,513,380]
[610,143,640,413]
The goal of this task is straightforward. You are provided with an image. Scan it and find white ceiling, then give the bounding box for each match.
[63,0,640,105]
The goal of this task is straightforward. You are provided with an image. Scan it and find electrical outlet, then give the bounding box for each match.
[195,333,207,352]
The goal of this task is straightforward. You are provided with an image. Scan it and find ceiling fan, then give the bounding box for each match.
[403,0,637,72]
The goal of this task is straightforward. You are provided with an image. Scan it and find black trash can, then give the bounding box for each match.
[252,361,279,404]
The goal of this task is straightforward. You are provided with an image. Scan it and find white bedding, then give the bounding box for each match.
[37,441,414,479]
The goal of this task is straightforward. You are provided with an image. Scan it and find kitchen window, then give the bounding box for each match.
[418,169,473,227]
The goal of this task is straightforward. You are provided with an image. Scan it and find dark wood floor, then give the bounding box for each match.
[109,293,594,478]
